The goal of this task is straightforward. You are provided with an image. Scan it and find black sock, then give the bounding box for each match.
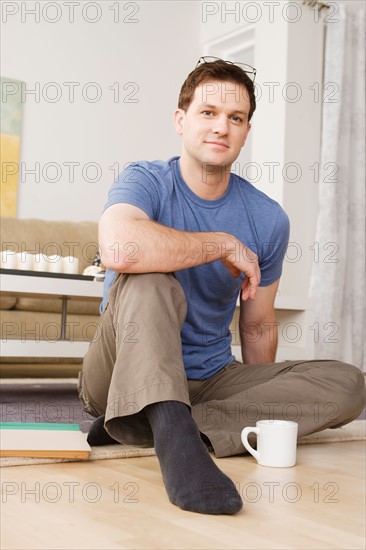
[87,415,119,446]
[144,400,242,515]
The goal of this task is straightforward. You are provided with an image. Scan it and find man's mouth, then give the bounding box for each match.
[205,141,229,148]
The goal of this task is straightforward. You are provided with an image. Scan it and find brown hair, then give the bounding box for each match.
[178,60,256,122]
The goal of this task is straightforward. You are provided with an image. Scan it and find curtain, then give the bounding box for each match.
[309,2,365,371]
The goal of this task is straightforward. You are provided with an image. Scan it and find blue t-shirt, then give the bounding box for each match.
[100,156,290,380]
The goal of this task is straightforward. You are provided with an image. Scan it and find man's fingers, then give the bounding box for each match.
[241,276,254,301]
[249,276,259,300]
[241,277,249,300]
[241,267,261,301]
[223,245,261,295]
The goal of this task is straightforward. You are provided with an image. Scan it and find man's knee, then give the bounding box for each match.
[113,272,186,320]
[114,272,184,297]
[344,363,366,411]
[327,361,366,420]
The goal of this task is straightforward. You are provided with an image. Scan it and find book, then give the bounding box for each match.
[0,422,91,459]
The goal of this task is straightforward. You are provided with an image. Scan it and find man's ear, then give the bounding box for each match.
[173,108,185,135]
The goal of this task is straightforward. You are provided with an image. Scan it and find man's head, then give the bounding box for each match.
[178,58,256,122]
[174,58,256,175]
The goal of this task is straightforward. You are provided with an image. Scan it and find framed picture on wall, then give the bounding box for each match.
[0,76,23,217]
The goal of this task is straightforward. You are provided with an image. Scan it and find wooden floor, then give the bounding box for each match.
[1,441,365,550]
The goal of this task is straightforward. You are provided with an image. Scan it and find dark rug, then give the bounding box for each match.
[1,380,365,434]
[0,381,95,433]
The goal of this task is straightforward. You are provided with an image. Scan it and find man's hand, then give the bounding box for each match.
[221,238,261,301]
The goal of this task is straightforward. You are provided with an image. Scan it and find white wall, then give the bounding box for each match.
[2,1,201,221]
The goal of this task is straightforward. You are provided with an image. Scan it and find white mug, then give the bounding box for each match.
[0,250,18,269]
[16,252,34,271]
[241,420,298,468]
[48,254,63,273]
[62,256,79,275]
[33,253,48,272]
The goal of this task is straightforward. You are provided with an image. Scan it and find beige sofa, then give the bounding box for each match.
[0,217,102,377]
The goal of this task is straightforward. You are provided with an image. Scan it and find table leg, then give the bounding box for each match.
[60,296,68,340]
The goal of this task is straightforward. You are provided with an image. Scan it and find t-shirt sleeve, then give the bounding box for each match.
[103,162,161,220]
[258,207,290,286]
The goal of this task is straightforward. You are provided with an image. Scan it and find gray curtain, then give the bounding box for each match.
[310,2,365,371]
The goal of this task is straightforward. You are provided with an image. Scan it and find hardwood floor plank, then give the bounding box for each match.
[1,441,365,550]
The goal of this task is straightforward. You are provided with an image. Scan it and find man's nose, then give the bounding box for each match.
[212,115,228,135]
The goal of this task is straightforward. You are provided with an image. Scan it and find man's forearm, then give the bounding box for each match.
[240,321,278,364]
[100,219,234,273]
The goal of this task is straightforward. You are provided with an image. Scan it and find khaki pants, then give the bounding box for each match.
[78,272,366,458]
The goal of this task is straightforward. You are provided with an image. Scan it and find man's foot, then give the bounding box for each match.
[87,415,119,446]
[144,400,243,515]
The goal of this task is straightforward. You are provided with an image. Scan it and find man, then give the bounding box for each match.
[78,58,366,516]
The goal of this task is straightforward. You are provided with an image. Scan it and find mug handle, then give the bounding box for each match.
[241,427,260,462]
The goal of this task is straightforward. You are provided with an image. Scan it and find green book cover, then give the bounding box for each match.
[0,422,80,431]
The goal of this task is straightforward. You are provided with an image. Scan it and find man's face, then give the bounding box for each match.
[174,80,252,170]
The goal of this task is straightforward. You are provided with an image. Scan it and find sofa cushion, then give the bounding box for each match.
[1,310,100,342]
[0,296,17,310]
[15,297,101,316]
[0,362,83,379]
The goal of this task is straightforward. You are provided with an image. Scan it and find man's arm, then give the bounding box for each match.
[239,279,280,364]
[99,203,261,301]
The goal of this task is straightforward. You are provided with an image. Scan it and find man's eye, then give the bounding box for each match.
[202,111,213,116]
[231,116,242,123]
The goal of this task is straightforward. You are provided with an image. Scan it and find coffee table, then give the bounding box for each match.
[1,269,315,362]
[0,268,104,359]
